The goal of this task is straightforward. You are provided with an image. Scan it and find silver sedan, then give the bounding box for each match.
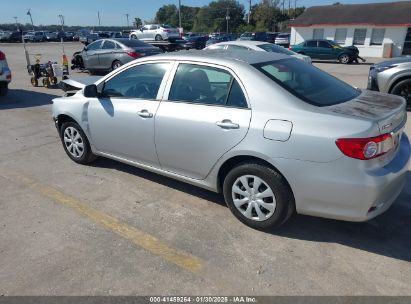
[204,40,312,63]
[52,50,410,229]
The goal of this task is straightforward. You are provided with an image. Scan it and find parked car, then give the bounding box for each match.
[0,31,12,42]
[266,32,279,44]
[275,33,290,47]
[65,32,75,41]
[0,50,11,96]
[23,31,46,42]
[52,50,410,230]
[45,32,58,41]
[238,32,268,42]
[110,32,128,39]
[205,35,234,47]
[4,31,23,42]
[82,33,100,45]
[291,39,360,64]
[368,57,411,110]
[129,24,180,41]
[79,38,162,73]
[182,36,208,50]
[205,41,311,63]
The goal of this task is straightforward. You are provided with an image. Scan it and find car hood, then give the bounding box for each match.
[326,90,406,134]
[60,76,102,91]
[373,57,411,68]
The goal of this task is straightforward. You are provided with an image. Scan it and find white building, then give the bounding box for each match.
[290,1,411,58]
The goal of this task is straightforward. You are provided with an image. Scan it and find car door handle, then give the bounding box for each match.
[137,110,153,118]
[216,120,239,129]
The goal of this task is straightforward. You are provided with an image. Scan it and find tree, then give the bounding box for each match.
[133,17,142,28]
[155,4,179,26]
[251,0,282,32]
[192,0,245,33]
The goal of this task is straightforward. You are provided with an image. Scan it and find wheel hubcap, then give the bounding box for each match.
[399,85,411,105]
[231,175,277,222]
[63,127,84,158]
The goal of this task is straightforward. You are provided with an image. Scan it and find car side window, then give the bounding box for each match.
[306,40,317,47]
[318,41,331,48]
[102,40,116,49]
[102,63,169,99]
[87,41,102,50]
[227,45,248,51]
[169,63,247,108]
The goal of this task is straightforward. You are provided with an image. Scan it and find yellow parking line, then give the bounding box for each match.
[0,167,203,273]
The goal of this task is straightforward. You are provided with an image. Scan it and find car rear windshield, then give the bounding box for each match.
[118,39,150,47]
[257,44,295,55]
[253,58,360,107]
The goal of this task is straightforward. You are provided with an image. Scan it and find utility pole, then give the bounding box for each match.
[58,15,65,32]
[294,0,298,19]
[178,0,182,30]
[226,7,230,34]
[27,9,34,31]
[288,0,291,16]
[97,11,101,28]
[125,13,129,28]
[13,17,18,30]
[247,0,251,24]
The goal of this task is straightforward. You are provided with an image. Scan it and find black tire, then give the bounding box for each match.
[155,34,163,41]
[0,83,8,97]
[111,60,123,71]
[60,121,96,164]
[42,78,50,88]
[131,34,137,40]
[390,79,411,111]
[338,53,351,64]
[51,77,58,85]
[223,162,295,230]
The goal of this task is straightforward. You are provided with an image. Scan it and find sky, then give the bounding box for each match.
[0,0,408,27]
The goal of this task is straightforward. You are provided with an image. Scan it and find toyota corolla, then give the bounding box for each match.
[52,50,410,229]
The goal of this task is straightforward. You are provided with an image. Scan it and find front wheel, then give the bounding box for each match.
[391,79,411,111]
[60,121,96,164]
[111,60,123,71]
[223,162,295,230]
[130,34,137,40]
[338,53,351,64]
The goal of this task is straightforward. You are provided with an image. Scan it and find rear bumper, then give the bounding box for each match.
[0,67,11,83]
[276,133,410,222]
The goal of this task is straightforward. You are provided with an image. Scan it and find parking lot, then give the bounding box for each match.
[0,42,410,295]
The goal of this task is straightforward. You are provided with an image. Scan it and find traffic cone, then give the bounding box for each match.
[62,54,69,78]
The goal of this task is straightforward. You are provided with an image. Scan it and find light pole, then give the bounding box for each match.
[247,0,251,25]
[58,15,65,32]
[13,17,18,30]
[27,9,34,31]
[125,14,129,28]
[226,8,230,34]
[97,11,101,28]
[178,0,182,31]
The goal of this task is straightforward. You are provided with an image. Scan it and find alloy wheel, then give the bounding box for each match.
[231,175,277,221]
[399,85,411,109]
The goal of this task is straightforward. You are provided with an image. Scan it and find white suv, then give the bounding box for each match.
[129,24,180,41]
[0,50,11,96]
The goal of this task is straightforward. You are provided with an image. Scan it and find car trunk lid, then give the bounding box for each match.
[327,90,407,134]
[134,46,162,57]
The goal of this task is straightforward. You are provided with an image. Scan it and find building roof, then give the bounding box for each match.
[291,1,411,27]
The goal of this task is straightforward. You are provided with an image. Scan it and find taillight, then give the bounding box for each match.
[6,74,11,81]
[0,51,5,60]
[163,29,171,33]
[127,51,141,58]
[336,133,393,160]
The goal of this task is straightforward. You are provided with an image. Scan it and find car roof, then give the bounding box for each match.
[147,49,289,65]
[213,40,268,47]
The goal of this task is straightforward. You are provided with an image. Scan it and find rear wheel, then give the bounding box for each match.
[30,77,38,87]
[155,34,163,41]
[338,53,350,64]
[60,121,96,164]
[111,60,123,71]
[391,79,411,110]
[0,83,8,97]
[131,34,137,40]
[223,162,295,230]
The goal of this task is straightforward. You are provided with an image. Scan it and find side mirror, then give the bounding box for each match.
[84,84,98,98]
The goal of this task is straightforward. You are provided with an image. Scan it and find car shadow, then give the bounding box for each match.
[0,89,58,110]
[92,157,411,262]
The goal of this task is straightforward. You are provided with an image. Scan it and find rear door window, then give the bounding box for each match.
[168,63,247,108]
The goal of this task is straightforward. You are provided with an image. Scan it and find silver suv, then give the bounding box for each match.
[368,57,411,110]
[129,24,180,41]
[0,50,11,96]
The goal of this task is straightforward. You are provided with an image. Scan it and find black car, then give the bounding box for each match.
[205,35,234,47]
[3,31,23,43]
[239,32,268,42]
[182,36,208,50]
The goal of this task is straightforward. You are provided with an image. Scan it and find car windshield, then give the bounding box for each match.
[253,58,360,107]
[278,34,289,38]
[257,44,295,55]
